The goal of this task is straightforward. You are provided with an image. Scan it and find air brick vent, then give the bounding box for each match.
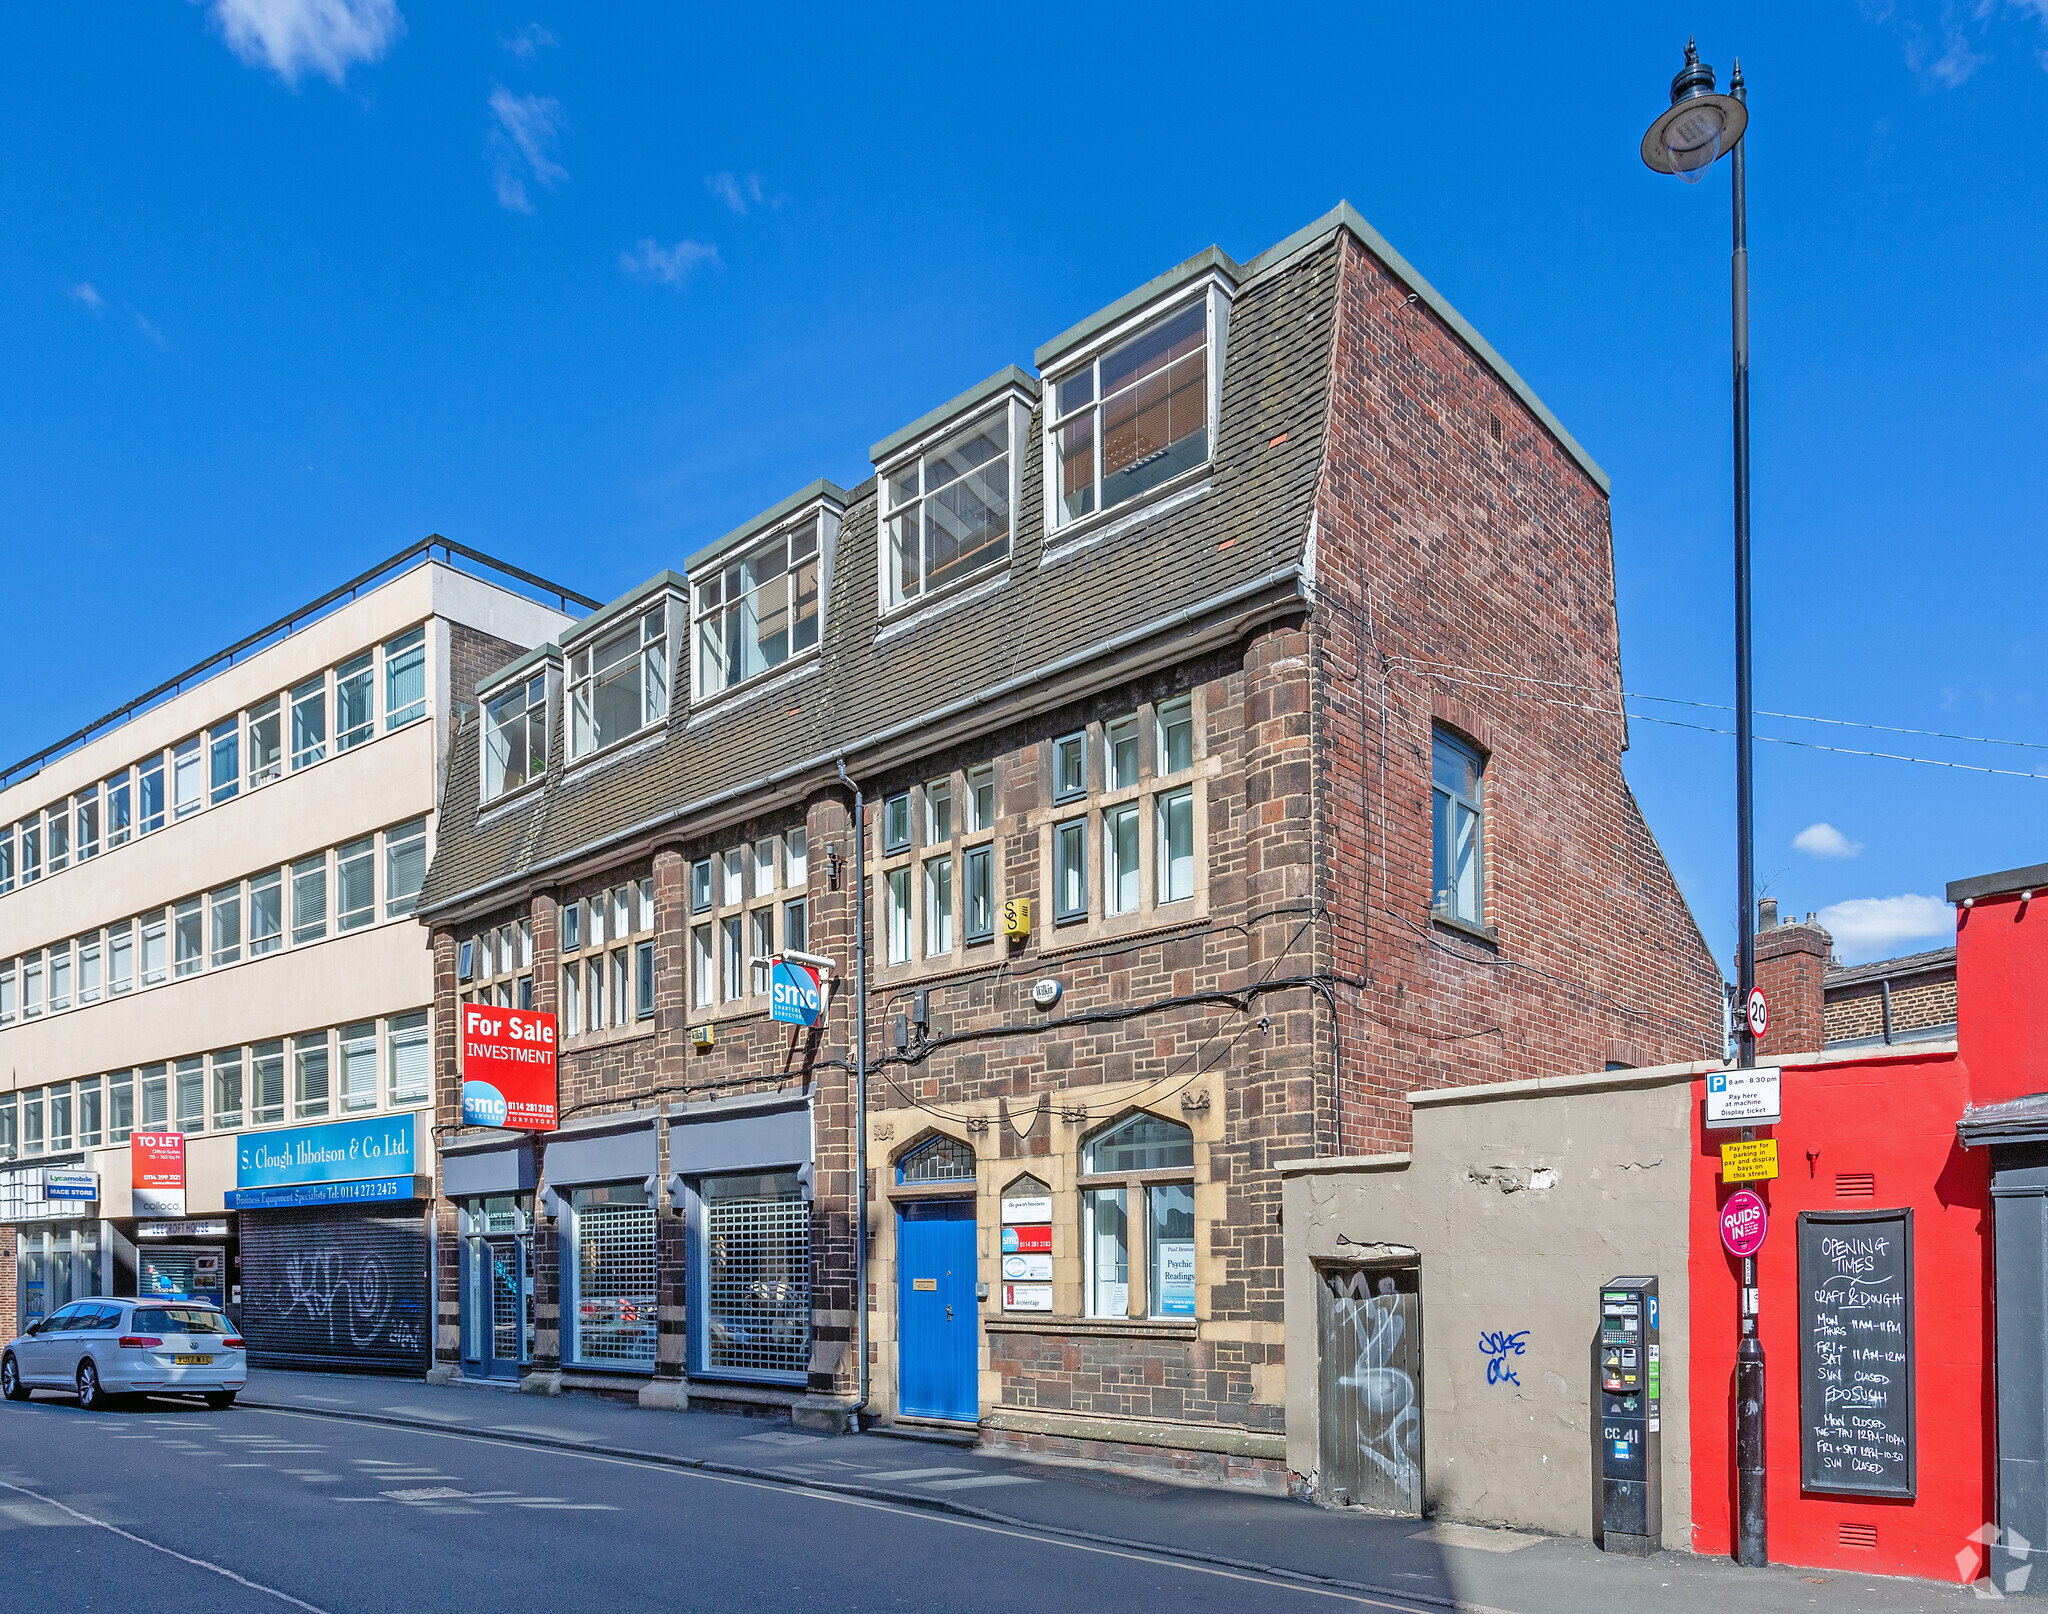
[1839,1521,1878,1550]
[1836,1172,1876,1199]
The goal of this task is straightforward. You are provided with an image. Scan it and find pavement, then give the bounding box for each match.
[0,1370,1981,1613]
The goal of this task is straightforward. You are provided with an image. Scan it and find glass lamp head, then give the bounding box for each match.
[1641,37,1747,181]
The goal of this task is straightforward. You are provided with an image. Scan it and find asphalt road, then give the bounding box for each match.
[0,1393,1445,1614]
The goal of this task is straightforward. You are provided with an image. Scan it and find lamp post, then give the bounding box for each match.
[1641,38,1765,1569]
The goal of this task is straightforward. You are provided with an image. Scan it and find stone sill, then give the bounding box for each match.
[984,1406,1284,1460]
[984,1315,1197,1341]
[1430,909,1500,948]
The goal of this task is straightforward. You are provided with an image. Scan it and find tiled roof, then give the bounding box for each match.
[1824,946,1957,990]
[421,204,1546,918]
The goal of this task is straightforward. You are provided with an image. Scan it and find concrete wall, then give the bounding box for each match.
[1283,1061,1704,1547]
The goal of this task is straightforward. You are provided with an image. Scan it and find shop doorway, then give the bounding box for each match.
[138,1245,227,1309]
[1316,1261,1423,1514]
[897,1199,978,1422]
[461,1196,532,1381]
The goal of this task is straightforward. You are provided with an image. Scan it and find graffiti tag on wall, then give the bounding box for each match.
[1478,1329,1528,1387]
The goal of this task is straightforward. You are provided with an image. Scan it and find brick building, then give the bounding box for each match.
[414,203,1722,1485]
[1749,896,1958,1056]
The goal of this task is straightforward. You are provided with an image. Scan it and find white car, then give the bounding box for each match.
[2,1298,246,1409]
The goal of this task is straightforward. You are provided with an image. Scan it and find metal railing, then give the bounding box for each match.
[0,536,599,792]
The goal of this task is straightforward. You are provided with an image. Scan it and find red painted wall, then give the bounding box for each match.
[1688,1046,1992,1581]
[1956,892,2048,1103]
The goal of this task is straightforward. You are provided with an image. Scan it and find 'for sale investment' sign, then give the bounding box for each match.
[461,1005,559,1131]
[131,1131,186,1218]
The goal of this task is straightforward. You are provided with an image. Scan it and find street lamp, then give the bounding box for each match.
[1641,37,1765,1571]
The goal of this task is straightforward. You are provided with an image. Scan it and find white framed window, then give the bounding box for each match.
[173,737,203,817]
[967,766,995,832]
[637,877,654,933]
[750,908,774,995]
[78,935,101,1004]
[1432,728,1485,926]
[385,817,428,918]
[336,836,375,931]
[1106,802,1141,915]
[484,673,549,799]
[886,868,912,964]
[1080,1113,1196,1320]
[389,1012,430,1105]
[722,849,744,908]
[1048,294,1220,529]
[1156,787,1194,905]
[19,817,39,882]
[563,957,582,1030]
[107,921,132,994]
[0,826,12,894]
[140,1064,168,1129]
[138,753,166,833]
[925,779,952,844]
[48,943,71,1012]
[754,838,776,896]
[22,958,42,1017]
[291,675,326,769]
[249,867,284,956]
[783,895,808,954]
[341,1021,377,1111]
[720,916,742,1003]
[78,1075,102,1146]
[924,857,952,956]
[292,856,328,945]
[173,898,203,977]
[141,913,167,987]
[209,722,239,805]
[568,607,668,760]
[1156,696,1194,776]
[76,785,100,861]
[212,1049,243,1131]
[105,771,131,848]
[335,651,375,751]
[786,827,808,885]
[0,962,13,1024]
[384,626,427,730]
[1053,818,1087,924]
[46,803,69,872]
[294,1032,330,1119]
[251,1042,285,1125]
[693,519,821,698]
[248,697,283,787]
[108,1069,135,1140]
[210,883,242,968]
[1108,716,1141,791]
[176,1057,205,1135]
[691,924,713,1009]
[883,410,1012,609]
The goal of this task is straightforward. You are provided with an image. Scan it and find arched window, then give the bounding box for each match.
[1081,1112,1192,1175]
[897,1133,976,1185]
[1077,1113,1196,1322]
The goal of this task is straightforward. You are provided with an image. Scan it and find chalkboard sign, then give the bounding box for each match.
[1798,1208,1915,1497]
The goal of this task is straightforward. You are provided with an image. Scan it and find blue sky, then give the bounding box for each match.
[4,1,2043,970]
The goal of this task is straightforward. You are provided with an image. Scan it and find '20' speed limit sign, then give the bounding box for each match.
[1746,987,1770,1038]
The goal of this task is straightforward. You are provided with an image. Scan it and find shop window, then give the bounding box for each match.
[1080,1113,1196,1320]
[564,1182,657,1370]
[692,1170,810,1384]
[897,1134,975,1184]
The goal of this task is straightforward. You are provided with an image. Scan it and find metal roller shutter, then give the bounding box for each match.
[239,1207,430,1373]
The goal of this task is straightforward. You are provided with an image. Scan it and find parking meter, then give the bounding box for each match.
[1598,1276,1660,1554]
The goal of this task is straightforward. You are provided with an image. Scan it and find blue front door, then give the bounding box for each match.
[897,1200,978,1421]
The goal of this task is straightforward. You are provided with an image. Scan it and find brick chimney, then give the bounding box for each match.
[1752,899,1831,1058]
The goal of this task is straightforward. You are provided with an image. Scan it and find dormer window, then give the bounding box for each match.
[568,607,668,761]
[483,671,549,800]
[1049,297,1216,528]
[693,519,820,697]
[884,412,1011,609]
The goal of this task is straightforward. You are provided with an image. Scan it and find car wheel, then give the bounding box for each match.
[76,1360,104,1411]
[204,1392,237,1410]
[1,1354,26,1402]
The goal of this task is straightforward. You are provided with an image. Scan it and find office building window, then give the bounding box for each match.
[47,805,69,873]
[210,882,242,968]
[884,409,1012,609]
[1108,715,1141,791]
[1080,1113,1196,1320]
[108,921,133,993]
[1054,732,1086,801]
[212,1050,243,1132]
[295,1033,331,1119]
[883,793,911,854]
[484,673,548,799]
[175,1057,205,1135]
[1106,802,1140,915]
[1049,298,1212,527]
[106,772,131,847]
[388,1011,430,1105]
[1156,696,1194,776]
[78,935,101,1004]
[784,896,808,955]
[173,899,203,977]
[138,754,166,834]
[693,521,820,698]
[340,1021,377,1112]
[335,651,375,751]
[209,723,240,805]
[1156,787,1194,905]
[76,785,100,861]
[108,1070,135,1141]
[141,913,167,986]
[1053,818,1087,923]
[925,856,952,956]
[886,868,912,963]
[248,868,284,956]
[248,697,283,787]
[291,675,326,769]
[385,817,428,917]
[251,1041,285,1125]
[336,837,375,930]
[385,626,427,729]
[568,608,668,759]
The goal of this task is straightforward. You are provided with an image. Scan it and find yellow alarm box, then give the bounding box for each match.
[1002,897,1031,939]
[689,1024,715,1050]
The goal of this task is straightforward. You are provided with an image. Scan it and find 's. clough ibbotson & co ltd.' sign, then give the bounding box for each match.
[225,1115,420,1209]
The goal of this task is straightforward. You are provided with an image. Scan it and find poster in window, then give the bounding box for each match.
[1157,1241,1196,1317]
[131,1131,186,1217]
[460,1005,558,1130]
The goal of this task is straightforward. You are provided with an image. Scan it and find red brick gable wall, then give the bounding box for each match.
[1309,231,1724,1153]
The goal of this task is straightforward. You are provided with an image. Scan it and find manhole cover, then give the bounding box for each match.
[383,1487,470,1502]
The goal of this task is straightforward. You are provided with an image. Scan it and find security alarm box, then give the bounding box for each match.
[1002,897,1031,939]
[689,1025,715,1050]
[1598,1275,1661,1556]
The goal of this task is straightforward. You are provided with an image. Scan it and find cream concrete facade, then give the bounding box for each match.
[0,559,571,1169]
[1281,1061,1700,1547]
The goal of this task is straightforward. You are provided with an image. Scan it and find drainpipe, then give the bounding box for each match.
[836,757,870,1424]
[1880,976,1894,1046]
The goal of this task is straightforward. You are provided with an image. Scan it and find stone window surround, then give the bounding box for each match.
[558,871,659,1049]
[682,829,809,1027]
[872,690,1212,982]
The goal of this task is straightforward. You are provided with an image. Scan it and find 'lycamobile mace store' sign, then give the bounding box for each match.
[225,1116,420,1209]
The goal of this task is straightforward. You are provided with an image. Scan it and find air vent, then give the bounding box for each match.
[1836,1173,1876,1199]
[1839,1521,1878,1550]
[1489,414,1504,444]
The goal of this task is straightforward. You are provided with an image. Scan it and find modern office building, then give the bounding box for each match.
[417,202,1723,1484]
[0,544,586,1373]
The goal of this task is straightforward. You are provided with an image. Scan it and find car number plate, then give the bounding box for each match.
[174,1354,213,1365]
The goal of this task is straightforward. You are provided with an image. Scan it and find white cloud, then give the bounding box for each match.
[706,171,768,215]
[1817,894,1955,962]
[1793,822,1863,859]
[619,238,720,288]
[488,87,567,214]
[67,282,105,312]
[1907,16,1988,86]
[500,23,556,60]
[202,0,404,87]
